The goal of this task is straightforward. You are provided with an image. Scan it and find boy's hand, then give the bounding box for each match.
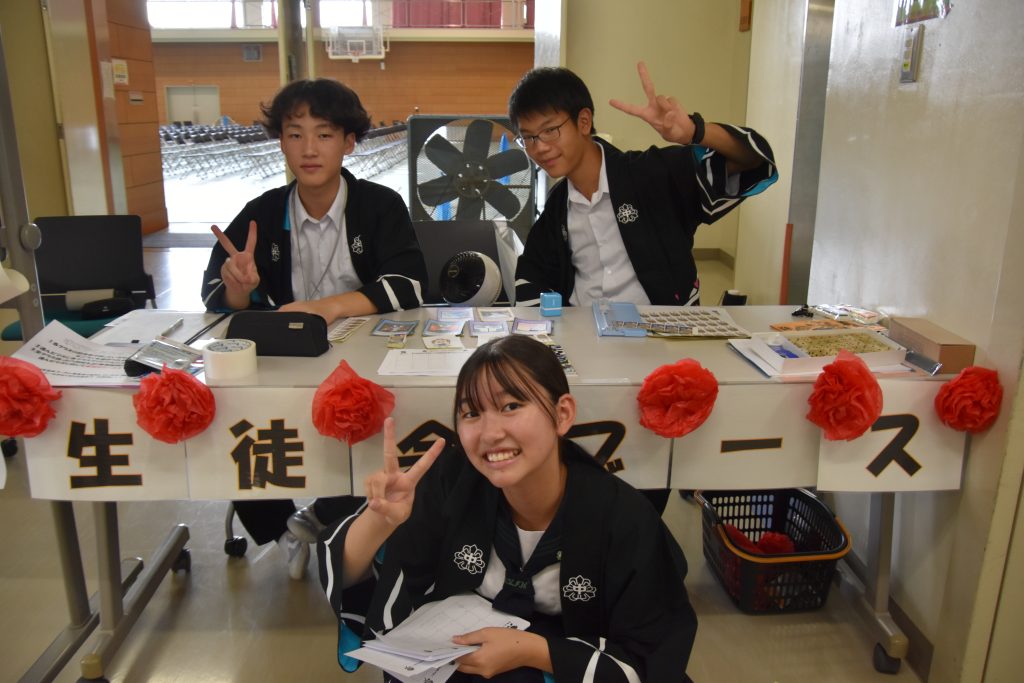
[609,61,697,145]
[212,220,260,298]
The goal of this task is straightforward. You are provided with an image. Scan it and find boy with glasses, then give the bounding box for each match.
[510,63,777,308]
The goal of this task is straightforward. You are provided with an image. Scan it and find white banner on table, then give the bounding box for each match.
[24,388,188,500]
[817,379,966,492]
[352,387,458,486]
[571,385,671,489]
[671,384,819,490]
[186,388,352,500]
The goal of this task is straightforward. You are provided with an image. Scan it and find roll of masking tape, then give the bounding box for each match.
[202,339,257,382]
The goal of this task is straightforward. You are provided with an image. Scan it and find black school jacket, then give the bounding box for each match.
[515,128,777,306]
[318,442,698,682]
[201,167,427,313]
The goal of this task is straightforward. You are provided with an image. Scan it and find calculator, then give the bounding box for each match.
[124,337,203,377]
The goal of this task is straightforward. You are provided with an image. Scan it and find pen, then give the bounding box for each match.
[159,317,184,337]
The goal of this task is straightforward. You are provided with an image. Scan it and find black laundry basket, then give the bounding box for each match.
[696,489,851,614]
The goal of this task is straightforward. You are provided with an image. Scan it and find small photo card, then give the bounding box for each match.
[423,335,464,350]
[423,319,466,336]
[468,320,509,337]
[328,316,370,343]
[512,318,553,336]
[372,319,418,337]
[436,307,475,322]
[386,333,408,349]
[477,307,516,322]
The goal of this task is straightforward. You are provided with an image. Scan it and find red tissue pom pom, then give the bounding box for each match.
[133,367,216,444]
[637,359,718,438]
[806,349,883,441]
[723,523,760,554]
[312,360,395,445]
[0,356,62,437]
[934,366,1003,433]
[756,531,796,555]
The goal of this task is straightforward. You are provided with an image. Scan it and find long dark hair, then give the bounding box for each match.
[454,335,569,427]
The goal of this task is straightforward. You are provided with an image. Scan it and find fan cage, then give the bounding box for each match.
[414,120,533,223]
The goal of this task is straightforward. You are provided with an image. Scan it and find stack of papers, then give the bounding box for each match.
[348,593,529,683]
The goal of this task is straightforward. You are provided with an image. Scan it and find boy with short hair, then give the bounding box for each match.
[202,79,427,579]
[510,63,777,308]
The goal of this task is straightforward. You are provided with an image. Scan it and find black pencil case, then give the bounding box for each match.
[225,311,330,357]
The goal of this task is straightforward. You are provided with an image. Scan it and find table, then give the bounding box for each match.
[22,305,966,678]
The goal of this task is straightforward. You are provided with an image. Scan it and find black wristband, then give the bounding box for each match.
[688,112,705,145]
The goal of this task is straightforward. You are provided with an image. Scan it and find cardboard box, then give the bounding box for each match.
[888,317,976,375]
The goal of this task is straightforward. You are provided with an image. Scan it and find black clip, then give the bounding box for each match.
[791,304,813,318]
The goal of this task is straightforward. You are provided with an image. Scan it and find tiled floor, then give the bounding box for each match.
[0,167,924,682]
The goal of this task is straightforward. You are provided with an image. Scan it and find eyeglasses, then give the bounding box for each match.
[514,118,571,148]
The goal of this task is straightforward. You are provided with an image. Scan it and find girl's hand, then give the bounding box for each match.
[364,417,444,528]
[453,628,550,678]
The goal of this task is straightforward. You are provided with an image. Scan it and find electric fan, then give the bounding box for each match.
[439,251,502,307]
[407,115,536,240]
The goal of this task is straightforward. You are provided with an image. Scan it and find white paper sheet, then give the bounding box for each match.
[377,348,473,376]
[12,321,139,386]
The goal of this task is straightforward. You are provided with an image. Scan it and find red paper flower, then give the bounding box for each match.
[133,367,216,444]
[312,360,395,445]
[723,523,760,554]
[806,349,883,441]
[0,356,62,437]
[934,366,1003,433]
[637,359,718,438]
[757,531,796,555]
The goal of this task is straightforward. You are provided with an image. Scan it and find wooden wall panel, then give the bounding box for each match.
[153,41,533,127]
[108,0,166,233]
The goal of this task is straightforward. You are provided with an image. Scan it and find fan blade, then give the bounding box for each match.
[486,149,529,179]
[424,134,464,176]
[456,196,485,220]
[462,120,493,164]
[484,183,522,218]
[418,176,460,206]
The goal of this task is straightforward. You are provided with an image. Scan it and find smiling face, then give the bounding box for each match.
[515,108,593,181]
[279,104,356,195]
[456,371,575,493]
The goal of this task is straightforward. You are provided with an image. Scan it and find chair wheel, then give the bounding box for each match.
[172,548,191,573]
[2,438,17,458]
[224,536,248,557]
[873,643,902,674]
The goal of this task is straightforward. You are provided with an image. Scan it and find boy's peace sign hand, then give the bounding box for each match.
[212,220,260,296]
[609,61,697,146]
[364,417,445,528]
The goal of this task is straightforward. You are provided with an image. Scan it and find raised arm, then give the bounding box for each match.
[341,417,445,588]
[609,61,762,173]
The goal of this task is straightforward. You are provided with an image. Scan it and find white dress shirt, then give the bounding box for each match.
[289,177,362,301]
[566,144,650,307]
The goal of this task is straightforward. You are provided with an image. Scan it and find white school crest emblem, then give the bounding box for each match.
[562,575,597,602]
[454,544,485,575]
[351,235,364,255]
[616,204,639,224]
[271,243,281,262]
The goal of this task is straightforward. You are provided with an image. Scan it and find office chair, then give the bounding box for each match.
[1,214,157,340]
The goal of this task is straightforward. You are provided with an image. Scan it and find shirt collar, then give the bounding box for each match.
[292,175,347,231]
[567,141,609,207]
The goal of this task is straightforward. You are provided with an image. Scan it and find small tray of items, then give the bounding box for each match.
[745,328,906,375]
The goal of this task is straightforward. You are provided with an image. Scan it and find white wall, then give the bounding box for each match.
[562,0,752,260]
[809,2,1024,680]
[734,0,805,303]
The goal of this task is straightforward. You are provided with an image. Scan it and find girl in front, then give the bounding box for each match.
[318,335,697,681]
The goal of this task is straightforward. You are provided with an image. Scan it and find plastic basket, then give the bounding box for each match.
[696,488,851,614]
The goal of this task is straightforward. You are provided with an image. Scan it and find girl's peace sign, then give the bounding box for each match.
[364,417,446,528]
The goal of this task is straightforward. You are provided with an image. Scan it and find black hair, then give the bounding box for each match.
[260,78,372,141]
[454,335,570,428]
[508,67,596,134]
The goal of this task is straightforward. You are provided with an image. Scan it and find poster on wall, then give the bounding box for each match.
[894,0,951,26]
